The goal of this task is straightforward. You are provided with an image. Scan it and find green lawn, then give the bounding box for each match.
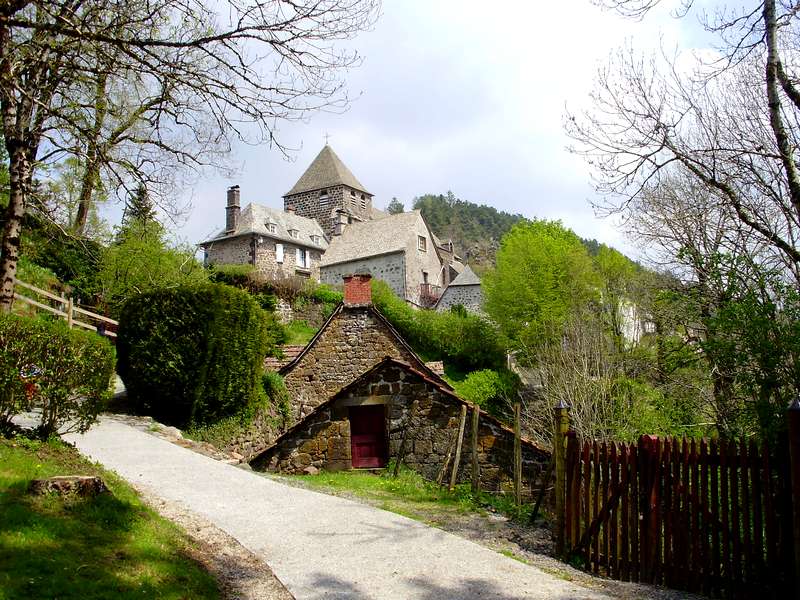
[293,465,533,525]
[0,436,219,600]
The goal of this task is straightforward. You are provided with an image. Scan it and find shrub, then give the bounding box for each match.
[117,282,286,427]
[452,369,519,415]
[371,279,505,371]
[262,371,292,424]
[0,314,115,437]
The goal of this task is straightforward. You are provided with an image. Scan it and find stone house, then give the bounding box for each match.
[283,144,387,237]
[435,264,484,315]
[198,144,464,306]
[321,210,461,307]
[199,186,328,280]
[251,356,549,492]
[274,273,451,421]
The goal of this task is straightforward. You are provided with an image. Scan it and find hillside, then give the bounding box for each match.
[413,192,603,268]
[412,192,523,269]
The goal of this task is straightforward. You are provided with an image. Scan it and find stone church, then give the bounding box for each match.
[200,144,467,307]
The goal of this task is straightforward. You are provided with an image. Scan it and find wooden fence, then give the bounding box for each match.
[560,429,797,599]
[12,279,118,338]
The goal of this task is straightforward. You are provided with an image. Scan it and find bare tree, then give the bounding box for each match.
[0,0,380,311]
[568,0,800,282]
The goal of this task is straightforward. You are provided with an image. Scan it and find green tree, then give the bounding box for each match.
[99,219,207,314]
[594,244,638,351]
[483,220,600,357]
[123,184,157,228]
[386,197,404,214]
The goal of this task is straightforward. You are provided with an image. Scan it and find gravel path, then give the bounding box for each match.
[68,418,619,600]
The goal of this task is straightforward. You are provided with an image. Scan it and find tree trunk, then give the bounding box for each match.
[0,144,31,312]
[73,69,108,236]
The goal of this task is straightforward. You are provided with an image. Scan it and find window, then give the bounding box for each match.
[310,234,321,245]
[360,197,367,210]
[417,235,427,252]
[267,222,276,234]
[288,229,299,239]
[275,243,284,263]
[422,271,428,284]
[320,188,329,198]
[296,247,308,269]
[350,189,356,197]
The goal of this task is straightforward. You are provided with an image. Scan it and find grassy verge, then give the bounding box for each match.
[293,464,534,525]
[0,435,219,600]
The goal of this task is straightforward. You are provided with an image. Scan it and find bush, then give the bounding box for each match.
[451,369,519,415]
[371,279,505,371]
[0,314,115,437]
[117,282,286,427]
[262,371,292,424]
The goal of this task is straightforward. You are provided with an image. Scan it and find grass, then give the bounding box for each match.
[293,464,534,525]
[284,320,318,346]
[0,435,219,600]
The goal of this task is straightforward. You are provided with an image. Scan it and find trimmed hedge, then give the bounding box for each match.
[0,314,115,437]
[117,282,285,427]
[371,279,505,371]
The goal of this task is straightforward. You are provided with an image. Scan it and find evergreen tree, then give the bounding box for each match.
[386,197,404,214]
[123,184,157,227]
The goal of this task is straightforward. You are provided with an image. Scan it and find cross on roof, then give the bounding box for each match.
[324,132,331,145]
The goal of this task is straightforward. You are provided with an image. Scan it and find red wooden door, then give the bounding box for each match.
[349,405,387,468]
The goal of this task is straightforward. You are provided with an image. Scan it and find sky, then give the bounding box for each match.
[150,0,708,257]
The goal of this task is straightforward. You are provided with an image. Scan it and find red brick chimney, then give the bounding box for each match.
[343,274,372,306]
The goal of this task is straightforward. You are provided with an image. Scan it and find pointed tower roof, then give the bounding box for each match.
[284,144,371,196]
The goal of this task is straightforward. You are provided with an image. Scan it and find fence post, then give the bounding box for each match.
[448,404,468,492]
[554,399,570,557]
[788,399,800,598]
[66,297,74,329]
[471,406,480,493]
[514,401,522,507]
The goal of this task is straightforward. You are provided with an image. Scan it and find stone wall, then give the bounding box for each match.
[285,184,373,238]
[281,306,426,420]
[320,253,406,299]
[436,284,484,315]
[253,361,550,493]
[214,409,283,461]
[403,216,449,307]
[204,235,322,281]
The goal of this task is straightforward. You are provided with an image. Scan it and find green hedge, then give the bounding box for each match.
[0,314,115,437]
[371,280,505,371]
[117,282,286,427]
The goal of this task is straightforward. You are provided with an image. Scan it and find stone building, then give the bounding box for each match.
[283,144,384,238]
[198,144,465,306]
[274,273,451,421]
[251,356,549,492]
[199,186,328,280]
[435,265,484,315]
[320,210,461,307]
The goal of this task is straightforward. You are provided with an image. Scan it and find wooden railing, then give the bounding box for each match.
[13,279,118,338]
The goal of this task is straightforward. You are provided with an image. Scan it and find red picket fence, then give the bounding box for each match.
[563,434,795,599]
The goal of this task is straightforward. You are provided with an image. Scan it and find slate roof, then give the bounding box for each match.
[199,203,328,251]
[285,145,371,197]
[448,264,481,286]
[320,210,423,267]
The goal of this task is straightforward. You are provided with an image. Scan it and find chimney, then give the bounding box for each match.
[343,273,372,307]
[333,210,349,236]
[226,185,241,233]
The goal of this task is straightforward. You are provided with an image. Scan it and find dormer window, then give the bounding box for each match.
[267,222,277,234]
[310,234,321,245]
[288,229,299,239]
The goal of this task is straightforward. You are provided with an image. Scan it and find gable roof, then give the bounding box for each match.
[278,302,452,391]
[199,203,328,250]
[320,210,424,267]
[251,356,547,465]
[449,264,481,286]
[285,145,371,197]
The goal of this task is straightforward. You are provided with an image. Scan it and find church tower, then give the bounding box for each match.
[283,144,374,238]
